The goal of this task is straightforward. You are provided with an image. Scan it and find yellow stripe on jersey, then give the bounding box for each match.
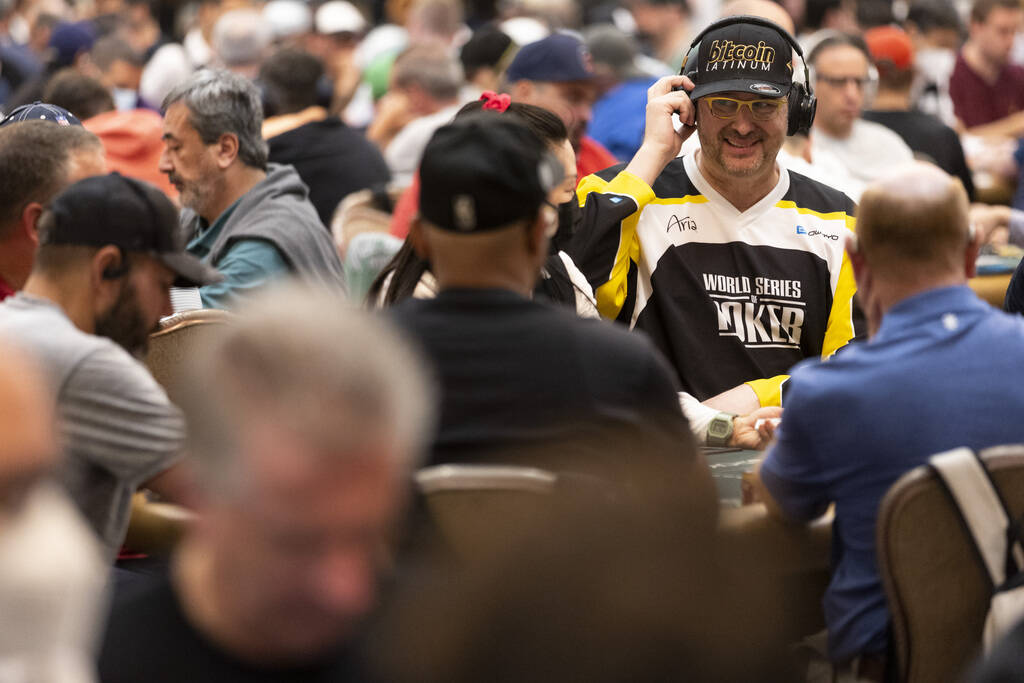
[773,200,853,223]
[822,248,857,360]
[577,171,659,320]
[746,375,789,407]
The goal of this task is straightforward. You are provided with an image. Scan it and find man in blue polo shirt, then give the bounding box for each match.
[757,162,1024,681]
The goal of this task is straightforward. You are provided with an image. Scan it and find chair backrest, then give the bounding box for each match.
[877,444,1024,683]
[415,464,558,561]
[145,309,232,406]
[331,187,402,259]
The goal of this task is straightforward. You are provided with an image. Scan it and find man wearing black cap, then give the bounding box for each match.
[573,16,858,426]
[0,173,220,559]
[391,115,701,475]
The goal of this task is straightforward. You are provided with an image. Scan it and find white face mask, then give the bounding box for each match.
[0,484,108,683]
[111,88,139,111]
[915,48,956,81]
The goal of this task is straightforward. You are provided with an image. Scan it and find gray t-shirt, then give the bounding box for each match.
[0,294,184,559]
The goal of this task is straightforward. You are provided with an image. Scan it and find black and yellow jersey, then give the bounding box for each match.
[572,153,858,406]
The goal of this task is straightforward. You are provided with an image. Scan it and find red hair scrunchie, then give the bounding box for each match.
[480,91,512,113]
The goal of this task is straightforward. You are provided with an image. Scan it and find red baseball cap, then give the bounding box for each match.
[865,25,914,70]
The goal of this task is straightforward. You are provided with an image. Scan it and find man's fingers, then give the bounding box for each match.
[648,74,694,100]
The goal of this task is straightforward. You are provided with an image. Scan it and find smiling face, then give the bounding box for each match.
[696,90,787,181]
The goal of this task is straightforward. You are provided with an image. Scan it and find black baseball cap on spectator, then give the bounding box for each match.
[418,115,562,233]
[0,101,82,127]
[684,19,794,100]
[41,173,223,287]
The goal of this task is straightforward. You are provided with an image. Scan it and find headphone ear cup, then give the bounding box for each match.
[787,83,816,136]
[680,42,701,86]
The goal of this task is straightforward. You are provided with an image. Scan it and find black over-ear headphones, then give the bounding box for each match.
[680,15,816,136]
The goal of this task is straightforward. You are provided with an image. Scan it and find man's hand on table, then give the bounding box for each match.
[730,407,782,450]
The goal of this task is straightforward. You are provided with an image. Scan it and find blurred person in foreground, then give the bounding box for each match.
[0,115,106,300]
[0,343,107,683]
[0,173,220,559]
[160,69,344,309]
[756,163,1024,681]
[98,284,433,682]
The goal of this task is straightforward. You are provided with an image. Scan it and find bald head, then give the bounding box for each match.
[720,0,796,34]
[857,162,970,278]
[0,344,56,521]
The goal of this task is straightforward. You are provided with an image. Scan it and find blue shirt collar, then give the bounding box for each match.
[875,285,988,340]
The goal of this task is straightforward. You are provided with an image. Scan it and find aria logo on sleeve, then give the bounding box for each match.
[702,273,805,349]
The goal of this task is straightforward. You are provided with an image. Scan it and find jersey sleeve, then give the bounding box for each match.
[573,170,655,321]
[821,214,858,360]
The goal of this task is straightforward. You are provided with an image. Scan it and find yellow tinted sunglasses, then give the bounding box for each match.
[704,96,786,121]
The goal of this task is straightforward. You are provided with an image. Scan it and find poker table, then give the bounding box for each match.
[969,272,1012,308]
[706,447,832,639]
[705,447,761,507]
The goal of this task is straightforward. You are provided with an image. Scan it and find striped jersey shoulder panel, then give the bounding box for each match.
[780,170,857,221]
[650,158,701,199]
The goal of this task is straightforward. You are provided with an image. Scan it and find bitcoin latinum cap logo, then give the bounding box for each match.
[706,39,775,72]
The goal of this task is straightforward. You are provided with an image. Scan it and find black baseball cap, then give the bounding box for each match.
[684,17,795,100]
[0,101,82,127]
[41,173,223,287]
[418,115,562,233]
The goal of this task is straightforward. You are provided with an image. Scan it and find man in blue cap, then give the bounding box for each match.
[503,33,619,179]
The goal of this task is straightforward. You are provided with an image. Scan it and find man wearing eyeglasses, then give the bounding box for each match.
[807,33,914,201]
[572,16,859,427]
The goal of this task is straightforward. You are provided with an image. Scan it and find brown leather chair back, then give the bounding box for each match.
[145,309,232,407]
[877,445,1024,683]
[415,464,559,561]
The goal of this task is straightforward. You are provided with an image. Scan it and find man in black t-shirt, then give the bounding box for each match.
[391,115,702,479]
[97,286,433,683]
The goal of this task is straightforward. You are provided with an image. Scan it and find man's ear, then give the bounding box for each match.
[525,211,550,258]
[409,217,431,260]
[91,245,126,310]
[18,202,43,245]
[214,132,240,168]
[965,223,981,279]
[508,79,532,101]
[845,233,865,278]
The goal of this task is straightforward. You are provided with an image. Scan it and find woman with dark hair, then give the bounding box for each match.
[367,93,597,317]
